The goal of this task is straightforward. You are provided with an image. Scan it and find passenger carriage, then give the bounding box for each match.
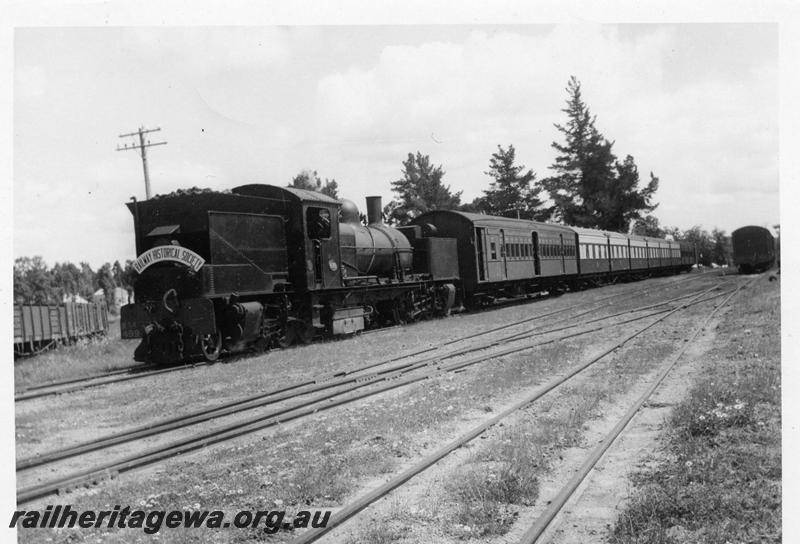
[628,235,649,272]
[410,211,577,300]
[572,227,611,276]
[606,231,631,273]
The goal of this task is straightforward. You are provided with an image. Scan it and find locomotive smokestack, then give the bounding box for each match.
[366,196,382,225]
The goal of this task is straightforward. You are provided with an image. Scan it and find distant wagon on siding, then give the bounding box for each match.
[13,302,109,356]
[731,226,776,274]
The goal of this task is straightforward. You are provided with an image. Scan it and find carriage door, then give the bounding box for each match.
[475,227,487,281]
[559,234,566,274]
[486,229,505,282]
[532,232,541,275]
[500,229,508,278]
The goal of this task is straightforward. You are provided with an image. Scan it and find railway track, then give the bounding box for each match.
[286,276,750,544]
[515,277,754,544]
[16,276,724,504]
[17,286,712,472]
[15,270,714,403]
[14,362,203,402]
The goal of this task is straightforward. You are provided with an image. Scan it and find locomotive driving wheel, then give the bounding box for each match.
[200,333,222,362]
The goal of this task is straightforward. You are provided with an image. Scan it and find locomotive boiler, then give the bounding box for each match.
[338,196,413,278]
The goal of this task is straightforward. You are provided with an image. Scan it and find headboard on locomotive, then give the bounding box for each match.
[127,189,294,300]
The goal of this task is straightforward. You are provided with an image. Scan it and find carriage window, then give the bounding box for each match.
[490,242,497,260]
[306,207,331,239]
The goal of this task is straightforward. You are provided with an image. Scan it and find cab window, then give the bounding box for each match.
[306,207,331,239]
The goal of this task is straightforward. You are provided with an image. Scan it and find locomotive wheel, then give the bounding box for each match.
[200,333,222,362]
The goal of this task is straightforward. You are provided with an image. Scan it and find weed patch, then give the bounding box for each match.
[611,277,781,544]
[442,384,608,538]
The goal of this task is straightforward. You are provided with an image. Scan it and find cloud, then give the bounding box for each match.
[13,25,779,267]
[310,25,777,231]
[128,27,292,77]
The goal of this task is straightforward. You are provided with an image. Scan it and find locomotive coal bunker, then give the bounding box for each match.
[120,184,459,365]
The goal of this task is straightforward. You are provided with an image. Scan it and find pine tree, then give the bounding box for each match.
[387,152,462,224]
[543,77,658,231]
[477,144,549,221]
[542,76,615,226]
[602,155,659,231]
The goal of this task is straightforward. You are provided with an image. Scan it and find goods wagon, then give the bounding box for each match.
[14,302,109,356]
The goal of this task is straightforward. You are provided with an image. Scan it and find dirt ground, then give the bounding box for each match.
[14,271,778,544]
[321,274,778,544]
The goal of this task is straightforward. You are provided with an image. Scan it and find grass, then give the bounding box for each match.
[341,298,714,542]
[16,328,603,544]
[13,319,143,388]
[441,385,608,538]
[15,275,719,543]
[611,276,781,544]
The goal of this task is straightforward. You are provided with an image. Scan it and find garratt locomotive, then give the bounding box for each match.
[121,185,458,364]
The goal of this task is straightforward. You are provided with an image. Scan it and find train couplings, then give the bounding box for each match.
[123,291,218,364]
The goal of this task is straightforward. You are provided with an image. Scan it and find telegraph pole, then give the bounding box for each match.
[117,126,167,199]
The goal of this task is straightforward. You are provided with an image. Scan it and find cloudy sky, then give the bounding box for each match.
[13,22,780,268]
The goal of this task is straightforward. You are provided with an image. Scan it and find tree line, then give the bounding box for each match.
[14,257,136,311]
[15,76,738,306]
[293,76,734,266]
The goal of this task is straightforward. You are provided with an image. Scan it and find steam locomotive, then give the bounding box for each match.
[121,184,695,365]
